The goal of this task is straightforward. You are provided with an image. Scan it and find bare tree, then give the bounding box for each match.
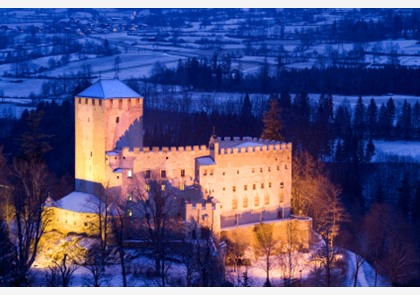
[222,228,250,286]
[312,176,348,287]
[128,171,183,286]
[252,222,279,286]
[46,253,80,287]
[9,158,52,286]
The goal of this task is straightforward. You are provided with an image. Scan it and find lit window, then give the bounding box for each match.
[161,184,165,191]
[232,198,238,210]
[161,170,166,178]
[127,193,133,201]
[264,195,270,205]
[243,197,248,208]
[180,183,185,191]
[127,170,133,178]
[127,209,133,217]
[254,196,260,207]
[181,169,185,177]
[145,184,150,192]
[145,170,151,178]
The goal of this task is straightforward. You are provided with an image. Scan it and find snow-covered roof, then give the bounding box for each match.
[233,142,266,148]
[106,151,120,156]
[55,191,103,213]
[76,79,142,99]
[113,168,123,173]
[196,156,216,166]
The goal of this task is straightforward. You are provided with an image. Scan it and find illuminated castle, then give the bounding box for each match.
[49,79,311,242]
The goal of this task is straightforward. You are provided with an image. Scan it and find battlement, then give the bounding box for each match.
[119,144,210,156]
[185,201,221,211]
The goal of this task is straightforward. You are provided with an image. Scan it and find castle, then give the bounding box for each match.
[47,78,312,245]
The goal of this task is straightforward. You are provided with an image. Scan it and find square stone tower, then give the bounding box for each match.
[74,79,143,195]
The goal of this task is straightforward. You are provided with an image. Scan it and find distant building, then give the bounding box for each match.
[51,79,311,246]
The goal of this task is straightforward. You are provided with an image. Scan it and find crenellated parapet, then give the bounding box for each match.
[117,144,210,157]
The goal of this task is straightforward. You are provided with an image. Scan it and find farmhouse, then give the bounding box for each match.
[49,78,311,245]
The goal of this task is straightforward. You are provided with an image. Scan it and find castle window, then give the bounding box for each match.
[118,100,122,109]
[243,197,248,208]
[127,193,133,201]
[233,186,236,192]
[127,170,133,178]
[264,195,270,205]
[127,209,133,217]
[161,184,165,191]
[137,98,140,104]
[210,169,213,176]
[145,184,150,192]
[90,151,92,157]
[180,183,185,190]
[280,182,284,189]
[269,182,272,188]
[253,184,256,190]
[277,165,280,170]
[99,100,102,106]
[223,187,225,191]
[261,183,264,189]
[244,185,247,191]
[222,171,225,176]
[254,196,260,207]
[145,170,151,178]
[232,198,238,210]
[85,98,88,104]
[84,222,88,227]
[285,164,288,170]
[260,167,263,172]
[268,166,271,172]
[161,170,166,178]
[117,176,119,179]
[252,168,255,173]
[116,116,119,123]
[78,98,81,104]
[92,99,95,106]
[181,169,185,177]
[203,169,207,176]
[237,170,239,174]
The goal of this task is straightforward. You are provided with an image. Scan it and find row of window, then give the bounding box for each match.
[202,165,287,177]
[78,98,141,107]
[143,169,186,179]
[232,195,270,209]
[228,182,284,192]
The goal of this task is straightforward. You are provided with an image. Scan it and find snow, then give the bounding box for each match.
[77,78,142,99]
[373,140,420,162]
[197,156,216,165]
[233,142,267,148]
[56,191,102,213]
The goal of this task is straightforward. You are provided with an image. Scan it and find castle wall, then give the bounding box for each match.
[75,97,106,195]
[45,207,100,237]
[199,138,293,219]
[185,201,222,232]
[220,216,313,250]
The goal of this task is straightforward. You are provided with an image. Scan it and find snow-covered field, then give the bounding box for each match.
[373,140,420,163]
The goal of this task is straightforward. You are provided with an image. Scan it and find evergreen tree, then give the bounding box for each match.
[396,99,412,140]
[385,97,396,138]
[364,138,376,162]
[261,98,284,142]
[353,96,366,138]
[366,98,378,138]
[412,101,420,139]
[377,103,390,139]
[240,93,253,137]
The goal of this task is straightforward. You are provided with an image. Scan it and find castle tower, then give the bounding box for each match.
[74,79,143,195]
